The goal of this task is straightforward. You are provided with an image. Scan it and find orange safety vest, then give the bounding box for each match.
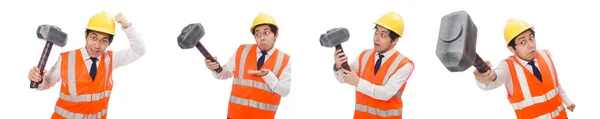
[353,49,414,119]
[504,50,567,119]
[51,49,114,119]
[227,44,290,119]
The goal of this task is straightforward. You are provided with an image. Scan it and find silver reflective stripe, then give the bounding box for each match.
[237,45,253,78]
[229,96,278,111]
[355,104,402,117]
[534,105,564,119]
[58,91,112,102]
[67,51,78,102]
[511,87,559,110]
[537,51,558,88]
[55,106,107,119]
[359,49,374,77]
[271,51,285,76]
[233,78,272,92]
[393,91,403,98]
[514,61,532,106]
[382,54,404,84]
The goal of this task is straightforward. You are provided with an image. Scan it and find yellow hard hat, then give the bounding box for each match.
[375,11,404,37]
[503,18,533,45]
[87,11,116,35]
[250,12,278,34]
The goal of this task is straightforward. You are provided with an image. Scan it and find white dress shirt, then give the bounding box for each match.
[37,26,146,90]
[212,46,292,97]
[334,48,414,101]
[476,54,573,106]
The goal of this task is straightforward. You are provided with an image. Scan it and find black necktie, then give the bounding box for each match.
[528,61,542,82]
[257,51,267,69]
[90,58,98,81]
[374,53,384,74]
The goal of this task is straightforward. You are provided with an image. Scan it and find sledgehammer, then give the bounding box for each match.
[320,27,351,71]
[177,23,223,73]
[31,25,67,88]
[436,10,490,73]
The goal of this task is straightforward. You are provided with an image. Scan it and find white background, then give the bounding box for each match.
[0,0,598,118]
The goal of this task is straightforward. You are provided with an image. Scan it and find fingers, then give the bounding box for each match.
[334,49,342,55]
[213,56,218,61]
[485,61,492,67]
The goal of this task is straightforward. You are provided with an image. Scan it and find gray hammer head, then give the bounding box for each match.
[320,27,349,47]
[436,10,478,72]
[37,25,67,47]
[177,23,205,49]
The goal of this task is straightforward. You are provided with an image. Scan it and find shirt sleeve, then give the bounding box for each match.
[558,85,573,106]
[262,59,292,97]
[211,51,236,80]
[355,63,414,101]
[112,25,146,69]
[36,56,63,90]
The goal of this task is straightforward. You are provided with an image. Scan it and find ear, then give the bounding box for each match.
[507,46,516,54]
[392,37,400,45]
[274,32,279,39]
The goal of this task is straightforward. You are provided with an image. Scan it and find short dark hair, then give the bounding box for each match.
[252,24,278,35]
[507,29,535,49]
[85,29,114,44]
[374,25,400,42]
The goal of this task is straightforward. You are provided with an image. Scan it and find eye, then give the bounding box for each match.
[520,41,526,45]
[92,36,97,40]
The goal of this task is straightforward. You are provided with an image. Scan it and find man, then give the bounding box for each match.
[27,11,145,119]
[204,12,291,119]
[473,18,575,119]
[333,11,415,119]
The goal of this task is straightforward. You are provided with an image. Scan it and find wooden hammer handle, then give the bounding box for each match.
[31,41,53,88]
[473,53,490,73]
[196,43,222,73]
[335,44,351,71]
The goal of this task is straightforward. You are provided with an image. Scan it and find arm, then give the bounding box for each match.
[333,56,359,84]
[262,59,292,97]
[112,25,146,68]
[36,56,62,90]
[476,61,510,91]
[211,51,236,80]
[559,84,573,106]
[355,63,413,101]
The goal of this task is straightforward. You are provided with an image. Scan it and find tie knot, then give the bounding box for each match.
[260,51,268,55]
[528,61,535,66]
[90,57,98,62]
[378,53,384,58]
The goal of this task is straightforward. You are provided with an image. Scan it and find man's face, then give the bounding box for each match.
[509,30,537,61]
[253,25,277,51]
[373,25,398,53]
[85,30,111,58]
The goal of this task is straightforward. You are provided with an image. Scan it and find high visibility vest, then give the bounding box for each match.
[504,50,567,119]
[353,49,413,119]
[51,49,114,119]
[227,44,290,119]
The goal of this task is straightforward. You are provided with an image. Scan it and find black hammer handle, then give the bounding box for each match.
[196,43,223,73]
[335,44,351,71]
[31,41,53,88]
[473,53,491,73]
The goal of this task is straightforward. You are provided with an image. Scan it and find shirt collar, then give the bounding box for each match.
[377,48,397,58]
[80,47,102,61]
[256,45,275,55]
[515,54,537,66]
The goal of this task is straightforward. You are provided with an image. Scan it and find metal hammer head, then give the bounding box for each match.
[320,27,350,47]
[37,25,67,47]
[436,10,479,72]
[177,23,205,49]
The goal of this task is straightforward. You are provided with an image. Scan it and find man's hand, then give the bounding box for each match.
[205,56,220,71]
[567,104,575,112]
[114,12,132,29]
[334,49,348,70]
[473,61,496,84]
[248,69,270,77]
[28,66,46,82]
[341,69,359,86]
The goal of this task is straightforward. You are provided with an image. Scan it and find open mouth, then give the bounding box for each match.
[374,43,380,47]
